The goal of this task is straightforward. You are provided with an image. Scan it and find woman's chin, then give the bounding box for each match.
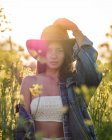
[47,65,60,70]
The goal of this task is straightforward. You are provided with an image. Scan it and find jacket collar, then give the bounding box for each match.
[59,76,76,88]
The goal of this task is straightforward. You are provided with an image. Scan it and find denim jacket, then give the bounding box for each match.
[15,36,102,140]
[59,36,102,140]
[14,104,35,140]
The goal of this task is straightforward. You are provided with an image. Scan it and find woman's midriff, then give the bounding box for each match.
[35,121,64,138]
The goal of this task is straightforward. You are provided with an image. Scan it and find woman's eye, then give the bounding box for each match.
[57,49,63,52]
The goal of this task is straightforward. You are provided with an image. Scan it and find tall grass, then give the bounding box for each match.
[0,50,21,139]
[0,49,112,140]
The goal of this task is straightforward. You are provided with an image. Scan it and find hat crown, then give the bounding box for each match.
[41,25,69,41]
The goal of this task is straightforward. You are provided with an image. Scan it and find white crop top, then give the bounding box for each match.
[30,96,64,122]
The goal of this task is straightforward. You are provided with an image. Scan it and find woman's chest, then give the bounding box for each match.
[42,82,60,96]
[31,76,61,97]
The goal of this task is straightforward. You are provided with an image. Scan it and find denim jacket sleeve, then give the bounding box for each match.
[14,104,35,140]
[72,36,102,87]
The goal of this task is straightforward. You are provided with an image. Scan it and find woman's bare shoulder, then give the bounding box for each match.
[21,74,44,86]
[21,75,36,83]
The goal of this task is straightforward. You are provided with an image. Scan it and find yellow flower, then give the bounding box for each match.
[29,84,43,96]
[61,105,68,113]
[73,86,81,95]
[37,56,46,64]
[84,119,93,126]
[34,131,43,140]
[28,50,38,59]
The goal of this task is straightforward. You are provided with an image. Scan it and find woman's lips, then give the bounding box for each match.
[50,61,58,64]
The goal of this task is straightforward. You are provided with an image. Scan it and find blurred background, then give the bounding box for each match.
[0,0,112,140]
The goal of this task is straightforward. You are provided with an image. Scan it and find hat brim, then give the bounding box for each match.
[26,39,76,59]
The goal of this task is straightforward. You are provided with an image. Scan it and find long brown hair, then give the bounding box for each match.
[59,43,74,81]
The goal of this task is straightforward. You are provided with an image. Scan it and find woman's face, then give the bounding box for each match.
[45,42,65,70]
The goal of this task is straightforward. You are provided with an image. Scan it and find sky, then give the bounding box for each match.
[1,0,112,52]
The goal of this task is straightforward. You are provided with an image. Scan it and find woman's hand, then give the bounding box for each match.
[54,18,85,47]
[53,18,79,31]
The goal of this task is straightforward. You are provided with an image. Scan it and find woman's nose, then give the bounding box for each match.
[50,50,58,57]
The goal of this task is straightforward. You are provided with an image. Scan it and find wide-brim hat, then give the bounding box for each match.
[26,24,76,59]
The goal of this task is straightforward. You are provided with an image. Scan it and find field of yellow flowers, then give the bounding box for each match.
[0,7,112,140]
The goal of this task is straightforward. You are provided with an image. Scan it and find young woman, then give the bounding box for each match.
[19,18,102,140]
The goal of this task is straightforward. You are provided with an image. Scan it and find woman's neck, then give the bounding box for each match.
[45,68,59,80]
